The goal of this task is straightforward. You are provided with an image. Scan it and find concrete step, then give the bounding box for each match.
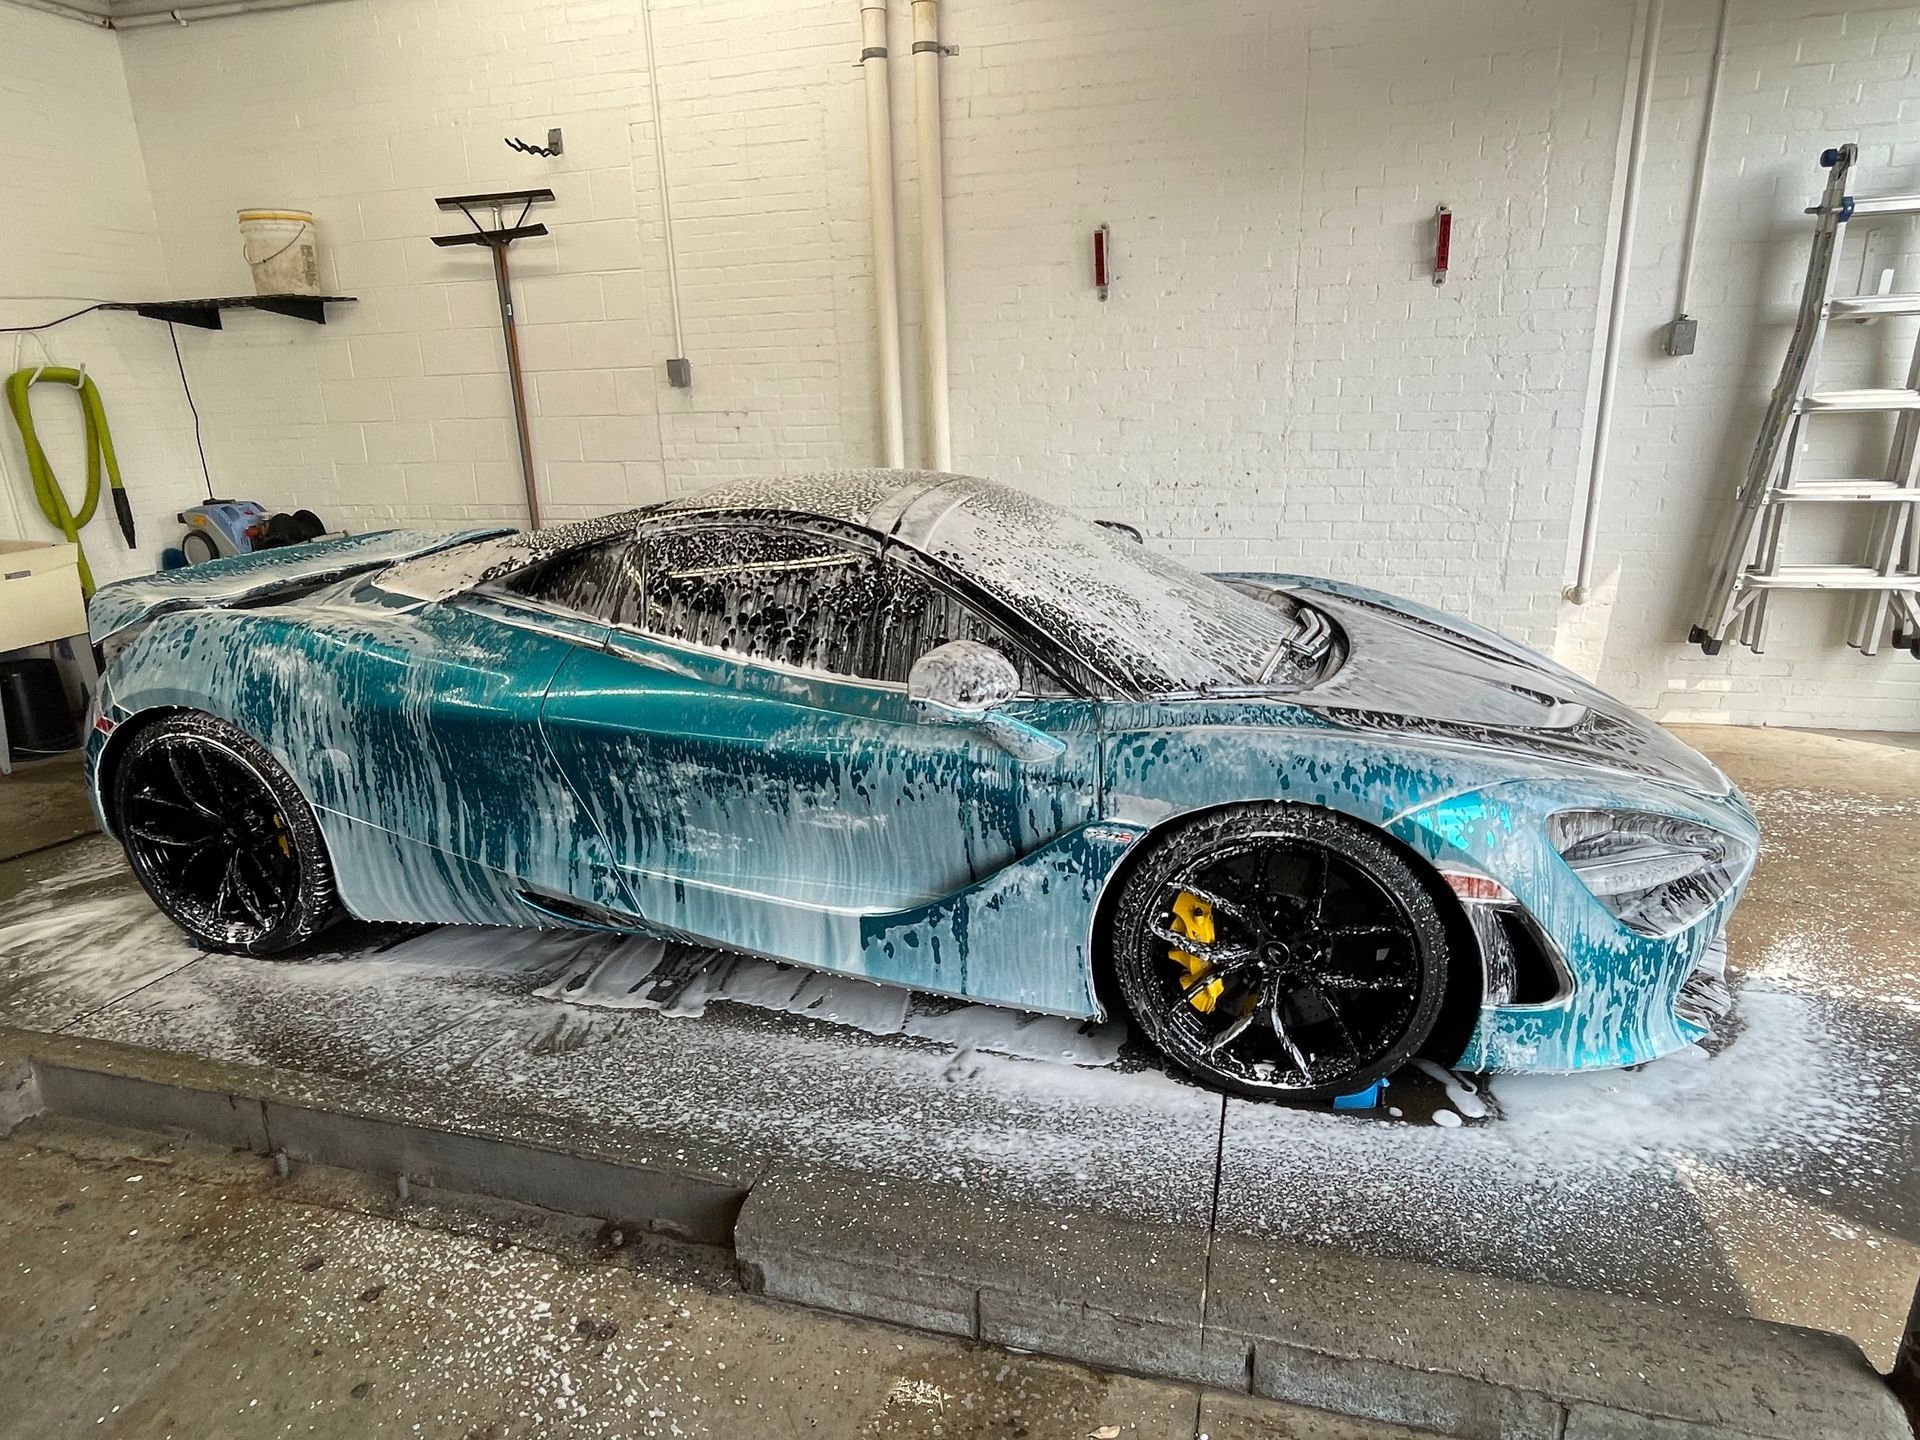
[736,1168,1909,1440]
[4,1027,1896,1440]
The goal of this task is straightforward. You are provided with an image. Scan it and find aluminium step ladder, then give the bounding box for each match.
[1691,143,1920,659]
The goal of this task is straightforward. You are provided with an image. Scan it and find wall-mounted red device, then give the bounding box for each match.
[1093,224,1111,300]
[1433,205,1452,286]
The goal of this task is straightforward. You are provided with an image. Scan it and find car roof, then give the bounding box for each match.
[377,469,1300,697]
[651,468,963,534]
[656,471,1299,695]
[376,469,976,602]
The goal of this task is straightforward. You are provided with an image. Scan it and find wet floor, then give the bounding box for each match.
[0,1117,1424,1439]
[0,725,1915,1368]
[0,749,91,863]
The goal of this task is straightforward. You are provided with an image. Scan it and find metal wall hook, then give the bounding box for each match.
[506,129,564,159]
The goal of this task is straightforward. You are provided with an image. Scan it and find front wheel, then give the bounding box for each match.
[1110,805,1451,1102]
[113,712,341,955]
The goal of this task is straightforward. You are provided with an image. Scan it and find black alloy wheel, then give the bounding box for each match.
[113,712,340,955]
[1111,805,1451,1101]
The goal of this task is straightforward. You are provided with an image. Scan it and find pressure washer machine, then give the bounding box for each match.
[174,501,330,566]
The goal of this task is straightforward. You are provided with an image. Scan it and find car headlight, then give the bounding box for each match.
[1547,809,1751,937]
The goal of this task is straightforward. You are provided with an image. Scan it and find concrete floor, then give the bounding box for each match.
[0,1116,1415,1440]
[0,748,91,862]
[0,724,1916,1392]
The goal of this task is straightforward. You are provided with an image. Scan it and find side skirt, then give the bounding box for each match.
[319,807,1144,1020]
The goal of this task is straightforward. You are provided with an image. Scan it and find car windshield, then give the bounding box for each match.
[914,485,1309,695]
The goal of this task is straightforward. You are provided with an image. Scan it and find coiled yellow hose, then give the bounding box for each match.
[4,366,134,597]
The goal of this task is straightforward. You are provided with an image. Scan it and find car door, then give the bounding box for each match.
[302,564,635,927]
[536,519,1101,975]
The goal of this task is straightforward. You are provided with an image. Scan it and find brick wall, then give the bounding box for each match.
[114,0,872,531]
[0,6,218,590]
[7,0,1918,725]
[1578,0,1920,728]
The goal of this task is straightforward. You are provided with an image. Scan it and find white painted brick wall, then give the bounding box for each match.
[1580,0,1920,729]
[8,0,1917,725]
[0,7,221,591]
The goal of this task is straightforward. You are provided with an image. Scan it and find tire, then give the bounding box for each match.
[1110,804,1451,1102]
[113,712,341,955]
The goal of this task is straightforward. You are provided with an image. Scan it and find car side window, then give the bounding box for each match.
[874,558,1067,695]
[636,525,884,678]
[494,539,640,620]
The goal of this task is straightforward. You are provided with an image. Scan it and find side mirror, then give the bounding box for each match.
[907,639,1065,764]
[907,639,1021,714]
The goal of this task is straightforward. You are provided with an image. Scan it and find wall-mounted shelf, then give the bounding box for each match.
[98,295,356,330]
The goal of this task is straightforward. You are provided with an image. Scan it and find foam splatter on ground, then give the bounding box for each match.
[1,1123,1199,1439]
[1,823,1915,1365]
[0,843,201,1029]
[525,933,1125,1065]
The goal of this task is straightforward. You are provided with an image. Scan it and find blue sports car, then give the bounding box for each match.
[84,470,1756,1100]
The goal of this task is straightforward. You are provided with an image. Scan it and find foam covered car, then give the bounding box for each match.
[83,470,1757,1100]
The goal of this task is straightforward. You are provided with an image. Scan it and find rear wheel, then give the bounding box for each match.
[1110,805,1450,1101]
[113,712,340,955]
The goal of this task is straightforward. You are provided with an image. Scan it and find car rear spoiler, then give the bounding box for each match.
[87,527,512,646]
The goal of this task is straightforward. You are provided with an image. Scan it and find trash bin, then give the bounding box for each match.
[0,656,79,761]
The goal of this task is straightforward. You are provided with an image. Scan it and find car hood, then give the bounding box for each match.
[1224,575,1732,797]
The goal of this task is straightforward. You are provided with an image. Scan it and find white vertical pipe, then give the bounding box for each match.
[1673,0,1732,321]
[639,0,689,370]
[912,0,953,472]
[1568,0,1664,605]
[859,0,907,468]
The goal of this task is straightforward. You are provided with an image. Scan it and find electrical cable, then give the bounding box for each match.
[0,303,107,334]
[168,321,215,501]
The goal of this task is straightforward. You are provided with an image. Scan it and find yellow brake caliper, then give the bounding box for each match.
[1168,891,1226,1014]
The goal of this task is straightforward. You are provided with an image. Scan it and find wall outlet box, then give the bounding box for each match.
[666,356,692,388]
[1665,315,1698,356]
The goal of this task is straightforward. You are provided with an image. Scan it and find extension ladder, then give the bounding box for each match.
[1692,143,1920,659]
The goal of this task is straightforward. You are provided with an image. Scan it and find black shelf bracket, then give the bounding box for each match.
[249,295,345,324]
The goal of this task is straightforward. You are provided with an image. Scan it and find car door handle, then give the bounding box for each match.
[976,711,1067,764]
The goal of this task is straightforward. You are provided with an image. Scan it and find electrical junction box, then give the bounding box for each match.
[1666,315,1699,357]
